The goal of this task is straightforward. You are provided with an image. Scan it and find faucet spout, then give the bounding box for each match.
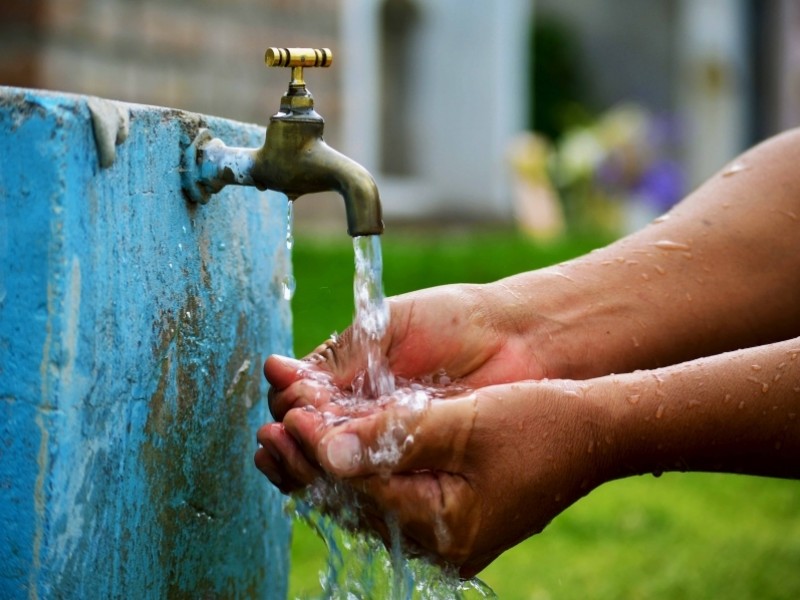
[251,123,383,236]
[323,148,383,238]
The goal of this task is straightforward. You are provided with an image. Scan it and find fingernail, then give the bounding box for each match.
[325,433,362,473]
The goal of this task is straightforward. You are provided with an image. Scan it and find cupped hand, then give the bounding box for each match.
[265,283,546,421]
[257,378,618,577]
[257,283,547,496]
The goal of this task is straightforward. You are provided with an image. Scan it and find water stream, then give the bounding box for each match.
[352,235,395,399]
[284,216,495,598]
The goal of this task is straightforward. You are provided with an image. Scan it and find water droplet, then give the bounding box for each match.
[654,264,666,275]
[687,399,701,408]
[627,394,640,405]
[738,401,746,409]
[750,364,762,371]
[762,383,770,393]
[178,243,183,252]
[655,404,665,419]
[182,226,187,234]
[168,262,173,269]
[653,214,670,224]
[724,394,732,403]
[282,275,296,301]
[185,311,191,319]
[722,161,749,177]
[218,242,226,251]
[654,240,691,252]
[641,273,650,281]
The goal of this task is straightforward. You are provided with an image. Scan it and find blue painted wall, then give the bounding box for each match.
[0,87,292,598]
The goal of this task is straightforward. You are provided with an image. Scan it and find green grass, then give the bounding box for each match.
[286,227,800,599]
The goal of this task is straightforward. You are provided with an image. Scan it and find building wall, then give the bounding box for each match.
[535,0,680,115]
[0,0,344,145]
[341,0,533,221]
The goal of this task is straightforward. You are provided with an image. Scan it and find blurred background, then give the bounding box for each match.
[5,2,800,598]
[4,0,800,237]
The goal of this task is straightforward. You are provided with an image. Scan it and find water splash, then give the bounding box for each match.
[286,234,495,598]
[291,486,496,600]
[287,374,487,598]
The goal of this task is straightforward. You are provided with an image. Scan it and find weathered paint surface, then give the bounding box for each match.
[0,87,292,598]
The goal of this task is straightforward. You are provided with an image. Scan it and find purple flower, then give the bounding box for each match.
[636,160,684,212]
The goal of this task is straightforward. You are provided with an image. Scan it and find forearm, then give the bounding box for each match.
[603,336,800,480]
[490,129,800,378]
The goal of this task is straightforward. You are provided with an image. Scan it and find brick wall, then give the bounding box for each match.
[1,0,344,145]
[0,1,47,89]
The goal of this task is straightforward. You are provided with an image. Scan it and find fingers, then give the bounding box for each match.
[255,422,323,494]
[268,375,342,421]
[263,354,307,390]
[282,393,478,478]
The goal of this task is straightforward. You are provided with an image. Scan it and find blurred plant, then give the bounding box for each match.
[507,133,565,241]
[509,103,685,238]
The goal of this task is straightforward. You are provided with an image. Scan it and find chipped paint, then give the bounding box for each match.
[0,86,292,599]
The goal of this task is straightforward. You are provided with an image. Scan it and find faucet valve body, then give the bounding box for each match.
[182,47,384,237]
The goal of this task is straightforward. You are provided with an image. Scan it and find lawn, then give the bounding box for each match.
[284,227,800,599]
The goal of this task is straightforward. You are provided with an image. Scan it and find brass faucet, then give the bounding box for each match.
[182,47,384,237]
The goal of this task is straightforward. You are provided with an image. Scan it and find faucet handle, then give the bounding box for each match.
[265,47,332,87]
[264,47,333,68]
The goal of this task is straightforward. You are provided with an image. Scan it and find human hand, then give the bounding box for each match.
[265,283,547,418]
[257,377,616,577]
[257,283,550,495]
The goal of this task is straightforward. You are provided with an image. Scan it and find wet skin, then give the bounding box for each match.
[256,129,800,577]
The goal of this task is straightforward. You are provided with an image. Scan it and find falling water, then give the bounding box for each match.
[293,493,496,599]
[352,235,395,399]
[287,233,495,599]
[282,200,297,301]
